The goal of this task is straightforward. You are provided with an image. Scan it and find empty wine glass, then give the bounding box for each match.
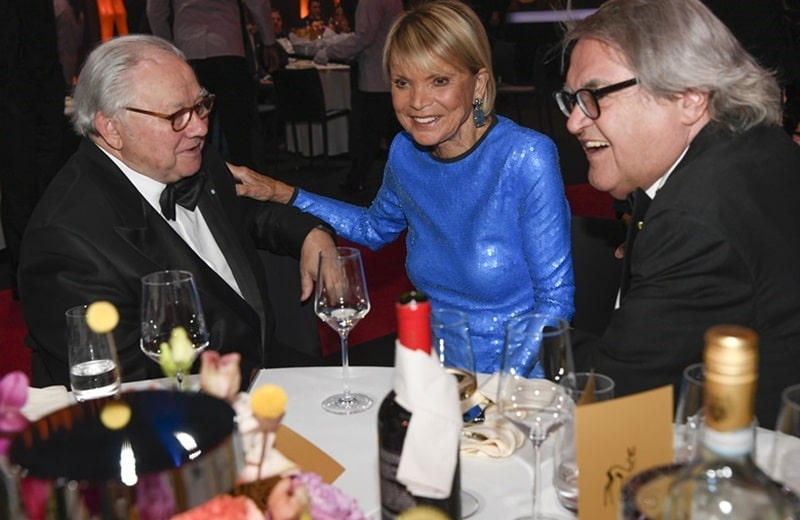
[140,270,210,390]
[771,384,800,493]
[497,314,576,520]
[315,247,373,414]
[674,362,704,463]
[431,308,481,518]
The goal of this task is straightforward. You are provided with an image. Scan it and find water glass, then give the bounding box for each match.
[674,362,704,463]
[771,383,800,493]
[431,308,481,518]
[66,304,121,401]
[553,372,615,512]
[431,309,478,416]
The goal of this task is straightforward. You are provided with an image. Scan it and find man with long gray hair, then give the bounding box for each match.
[558,0,800,426]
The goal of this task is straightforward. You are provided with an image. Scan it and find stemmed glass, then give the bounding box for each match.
[140,270,210,390]
[315,247,373,414]
[771,383,800,493]
[431,308,481,518]
[674,362,704,463]
[497,314,576,520]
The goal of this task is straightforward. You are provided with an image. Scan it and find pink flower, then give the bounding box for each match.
[0,371,29,455]
[199,351,241,402]
[292,472,365,520]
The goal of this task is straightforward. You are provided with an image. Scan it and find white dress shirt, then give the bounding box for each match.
[101,148,243,297]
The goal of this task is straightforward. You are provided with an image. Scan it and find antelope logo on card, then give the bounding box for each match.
[603,446,636,507]
[576,386,673,519]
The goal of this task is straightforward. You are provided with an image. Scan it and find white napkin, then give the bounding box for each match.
[21,386,71,422]
[460,373,526,458]
[394,341,462,499]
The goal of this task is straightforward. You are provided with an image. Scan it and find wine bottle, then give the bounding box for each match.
[662,325,797,518]
[377,291,461,520]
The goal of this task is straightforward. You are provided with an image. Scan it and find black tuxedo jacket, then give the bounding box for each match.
[574,124,800,426]
[19,139,328,387]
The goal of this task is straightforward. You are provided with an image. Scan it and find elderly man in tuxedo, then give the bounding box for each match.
[18,35,336,388]
[559,0,800,426]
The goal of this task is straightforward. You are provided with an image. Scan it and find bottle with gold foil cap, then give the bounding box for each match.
[663,325,797,519]
[703,325,758,436]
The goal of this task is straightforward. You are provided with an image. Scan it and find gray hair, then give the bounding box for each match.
[71,35,186,137]
[561,0,782,133]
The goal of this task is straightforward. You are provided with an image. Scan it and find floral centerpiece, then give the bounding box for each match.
[194,351,366,520]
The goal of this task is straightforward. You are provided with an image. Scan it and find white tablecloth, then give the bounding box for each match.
[284,63,351,158]
[249,366,571,519]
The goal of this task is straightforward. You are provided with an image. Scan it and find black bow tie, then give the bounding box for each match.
[159,171,206,221]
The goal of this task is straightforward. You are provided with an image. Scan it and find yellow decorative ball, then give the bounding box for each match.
[85,301,119,334]
[250,384,288,418]
[397,506,451,520]
[100,401,132,430]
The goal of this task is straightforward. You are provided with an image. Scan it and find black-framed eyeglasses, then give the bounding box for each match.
[554,78,638,119]
[125,93,216,131]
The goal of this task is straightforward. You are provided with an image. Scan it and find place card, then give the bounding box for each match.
[275,424,345,484]
[576,385,673,518]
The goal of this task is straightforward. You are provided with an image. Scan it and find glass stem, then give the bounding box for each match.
[340,331,351,400]
[531,436,544,518]
[175,372,184,391]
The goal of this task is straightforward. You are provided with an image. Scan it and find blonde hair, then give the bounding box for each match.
[383,0,496,115]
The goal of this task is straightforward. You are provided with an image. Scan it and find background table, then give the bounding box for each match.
[249,366,571,519]
[284,63,351,158]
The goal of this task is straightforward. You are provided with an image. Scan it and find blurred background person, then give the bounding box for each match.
[0,0,67,300]
[314,0,404,193]
[272,6,289,38]
[331,4,352,33]
[148,0,280,172]
[231,0,575,373]
[302,0,325,25]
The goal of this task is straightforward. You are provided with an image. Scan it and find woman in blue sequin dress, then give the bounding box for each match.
[232,0,575,373]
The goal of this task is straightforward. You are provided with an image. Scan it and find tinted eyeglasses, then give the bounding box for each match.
[125,93,216,131]
[554,78,638,119]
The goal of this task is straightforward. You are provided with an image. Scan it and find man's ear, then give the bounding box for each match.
[94,111,124,150]
[680,89,710,126]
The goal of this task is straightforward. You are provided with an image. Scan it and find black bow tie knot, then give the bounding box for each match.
[159,171,206,221]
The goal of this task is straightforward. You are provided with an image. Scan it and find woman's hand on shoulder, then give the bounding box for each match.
[227,163,296,204]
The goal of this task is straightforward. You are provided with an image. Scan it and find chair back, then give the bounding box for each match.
[492,41,521,86]
[271,68,328,123]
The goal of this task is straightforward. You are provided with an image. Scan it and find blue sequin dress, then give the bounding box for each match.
[293,116,575,373]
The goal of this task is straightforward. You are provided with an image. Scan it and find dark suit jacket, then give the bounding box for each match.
[573,124,800,426]
[19,139,328,388]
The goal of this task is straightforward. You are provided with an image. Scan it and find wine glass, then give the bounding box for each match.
[315,247,373,414]
[431,308,481,518]
[674,362,704,463]
[771,383,800,493]
[140,270,210,390]
[497,314,576,520]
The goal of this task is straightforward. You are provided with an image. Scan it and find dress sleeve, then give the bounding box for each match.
[519,135,575,322]
[292,175,407,250]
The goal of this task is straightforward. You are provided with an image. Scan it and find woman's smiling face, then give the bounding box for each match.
[389,55,488,159]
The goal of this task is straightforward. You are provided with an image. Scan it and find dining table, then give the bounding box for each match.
[19,366,792,519]
[249,365,572,519]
